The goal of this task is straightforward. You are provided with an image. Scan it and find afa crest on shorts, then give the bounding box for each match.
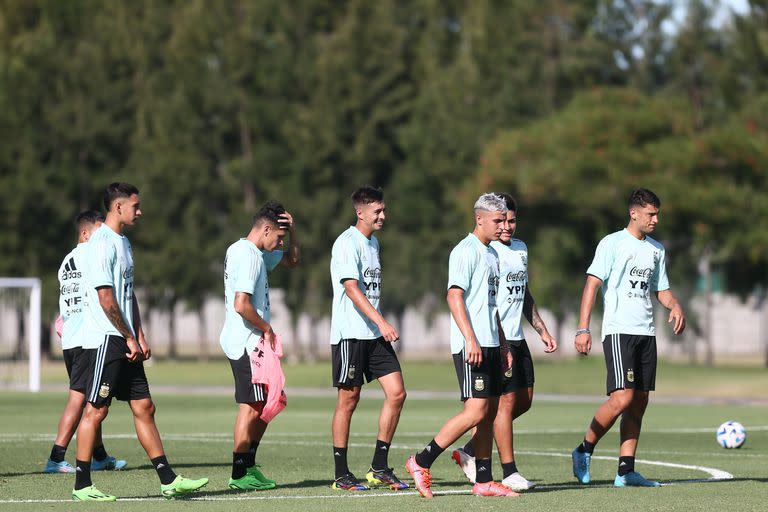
[98,383,110,398]
[348,365,356,380]
[474,376,485,391]
[626,368,635,383]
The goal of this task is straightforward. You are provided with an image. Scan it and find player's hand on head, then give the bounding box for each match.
[542,332,558,353]
[279,212,294,231]
[669,305,686,335]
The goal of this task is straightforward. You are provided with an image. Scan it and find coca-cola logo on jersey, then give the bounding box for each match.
[364,267,381,279]
[60,283,80,294]
[629,266,653,278]
[506,270,527,282]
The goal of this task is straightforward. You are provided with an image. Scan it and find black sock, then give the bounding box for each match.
[618,456,635,476]
[333,446,350,479]
[577,439,596,454]
[462,439,475,457]
[93,444,108,462]
[74,460,92,490]
[151,455,177,485]
[232,452,249,479]
[50,444,67,463]
[414,439,445,469]
[502,461,518,479]
[476,458,492,483]
[371,440,391,471]
[247,441,259,468]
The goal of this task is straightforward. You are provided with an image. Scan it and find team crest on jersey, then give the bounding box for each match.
[474,376,485,391]
[98,384,110,398]
[520,253,527,268]
[626,369,635,383]
[348,366,356,380]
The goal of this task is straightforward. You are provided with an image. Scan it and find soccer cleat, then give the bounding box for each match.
[71,485,117,502]
[572,448,591,484]
[45,459,76,474]
[614,471,661,487]
[501,471,536,491]
[451,448,476,483]
[331,473,369,491]
[229,472,275,491]
[161,475,209,499]
[405,455,433,499]
[366,467,409,490]
[92,455,127,471]
[247,464,276,486]
[471,481,520,497]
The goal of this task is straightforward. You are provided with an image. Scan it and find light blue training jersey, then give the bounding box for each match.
[586,228,670,338]
[58,243,89,350]
[448,233,501,354]
[80,224,135,349]
[491,239,528,341]
[219,239,283,360]
[329,226,382,344]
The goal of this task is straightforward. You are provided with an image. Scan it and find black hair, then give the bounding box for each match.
[253,200,287,228]
[103,182,139,211]
[496,192,517,212]
[351,186,384,206]
[628,188,661,209]
[75,210,105,232]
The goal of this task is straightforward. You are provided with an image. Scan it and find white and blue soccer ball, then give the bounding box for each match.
[716,421,746,449]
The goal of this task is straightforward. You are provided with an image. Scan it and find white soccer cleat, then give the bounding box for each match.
[451,448,476,484]
[501,472,536,491]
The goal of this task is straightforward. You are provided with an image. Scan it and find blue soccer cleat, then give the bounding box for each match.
[92,455,127,471]
[572,448,591,484]
[45,459,76,474]
[614,471,660,487]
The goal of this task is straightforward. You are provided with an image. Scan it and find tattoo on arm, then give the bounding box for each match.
[105,304,134,340]
[523,288,545,334]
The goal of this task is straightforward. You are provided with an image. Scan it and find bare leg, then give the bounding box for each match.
[75,404,109,462]
[472,397,499,460]
[619,391,649,457]
[584,389,634,445]
[376,372,406,443]
[128,398,165,459]
[434,398,489,448]
[233,403,263,453]
[54,389,86,448]
[332,387,361,448]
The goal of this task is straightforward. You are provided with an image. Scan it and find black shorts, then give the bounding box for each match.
[331,337,401,388]
[63,347,89,392]
[502,339,535,394]
[229,350,267,404]
[452,346,503,401]
[602,334,657,395]
[85,335,151,407]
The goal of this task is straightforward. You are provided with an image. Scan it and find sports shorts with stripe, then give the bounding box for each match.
[501,339,535,394]
[602,334,657,395]
[63,346,89,392]
[85,335,151,407]
[452,346,503,401]
[229,349,267,404]
[331,337,401,388]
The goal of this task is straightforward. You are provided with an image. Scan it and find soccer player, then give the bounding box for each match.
[220,200,299,491]
[72,183,208,501]
[571,188,686,487]
[406,193,517,498]
[329,186,408,491]
[46,210,127,474]
[452,193,557,491]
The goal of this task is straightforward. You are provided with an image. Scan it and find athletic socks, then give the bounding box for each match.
[93,444,108,462]
[618,456,635,476]
[246,441,260,467]
[371,440,391,471]
[151,455,177,485]
[577,439,596,454]
[502,461,518,479]
[232,452,249,480]
[49,444,67,463]
[462,439,475,457]
[414,439,445,469]
[475,458,492,483]
[74,460,91,490]
[333,446,350,478]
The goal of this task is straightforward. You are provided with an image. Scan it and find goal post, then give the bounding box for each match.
[0,277,42,392]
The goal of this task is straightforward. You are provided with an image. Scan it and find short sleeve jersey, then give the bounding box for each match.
[448,233,501,354]
[491,239,528,341]
[219,239,283,360]
[586,229,670,338]
[57,244,89,350]
[81,224,135,349]
[329,226,382,344]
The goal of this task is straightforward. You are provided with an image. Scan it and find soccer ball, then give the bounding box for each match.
[716,421,746,449]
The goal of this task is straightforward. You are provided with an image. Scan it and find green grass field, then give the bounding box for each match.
[0,359,766,511]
